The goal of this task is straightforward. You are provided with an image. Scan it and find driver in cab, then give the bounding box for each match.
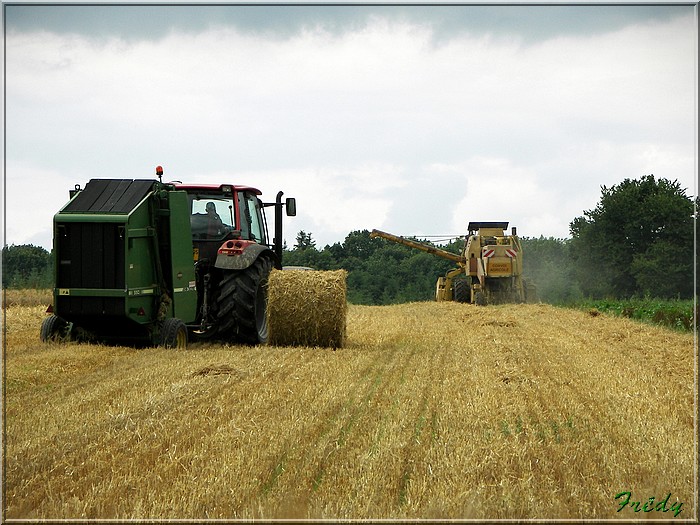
[206,202,226,237]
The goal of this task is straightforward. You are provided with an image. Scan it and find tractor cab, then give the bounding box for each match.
[172,181,296,342]
[174,184,268,265]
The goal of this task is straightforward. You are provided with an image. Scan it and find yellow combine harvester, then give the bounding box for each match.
[370,222,536,306]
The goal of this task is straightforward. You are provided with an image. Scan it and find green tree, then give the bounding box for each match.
[2,244,53,288]
[340,232,460,305]
[520,236,580,304]
[294,231,316,251]
[282,245,334,270]
[339,230,384,261]
[569,175,694,299]
[283,230,332,269]
[282,229,463,305]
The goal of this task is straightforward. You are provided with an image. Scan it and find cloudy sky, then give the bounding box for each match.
[3,3,697,251]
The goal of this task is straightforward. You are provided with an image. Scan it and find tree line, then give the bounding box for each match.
[3,175,696,304]
[283,174,696,304]
[2,244,53,289]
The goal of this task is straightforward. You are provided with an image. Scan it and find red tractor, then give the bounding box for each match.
[173,174,296,344]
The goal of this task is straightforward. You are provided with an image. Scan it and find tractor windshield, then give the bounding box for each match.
[238,192,267,243]
[189,195,236,240]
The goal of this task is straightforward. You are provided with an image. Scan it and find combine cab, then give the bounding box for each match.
[41,167,296,347]
[370,221,536,306]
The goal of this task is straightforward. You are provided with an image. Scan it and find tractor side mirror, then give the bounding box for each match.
[285,198,297,217]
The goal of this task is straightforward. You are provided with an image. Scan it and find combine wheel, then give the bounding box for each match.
[435,277,445,302]
[160,318,188,349]
[216,256,273,344]
[40,314,70,343]
[474,290,487,307]
[453,278,469,303]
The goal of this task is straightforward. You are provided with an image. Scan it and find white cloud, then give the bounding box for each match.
[4,11,696,251]
[429,157,565,238]
[209,163,406,248]
[5,161,72,249]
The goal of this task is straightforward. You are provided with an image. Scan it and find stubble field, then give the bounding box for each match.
[2,296,697,520]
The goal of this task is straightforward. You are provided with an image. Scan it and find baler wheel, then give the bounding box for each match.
[161,318,188,349]
[40,314,69,343]
[217,256,273,344]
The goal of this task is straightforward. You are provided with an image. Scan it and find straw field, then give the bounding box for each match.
[2,297,696,520]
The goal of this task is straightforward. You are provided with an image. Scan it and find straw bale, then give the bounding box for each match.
[267,269,347,348]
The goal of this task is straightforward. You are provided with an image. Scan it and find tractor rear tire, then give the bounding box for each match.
[160,318,188,349]
[40,314,69,343]
[216,256,273,344]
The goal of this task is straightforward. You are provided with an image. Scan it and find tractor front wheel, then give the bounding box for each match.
[216,256,273,345]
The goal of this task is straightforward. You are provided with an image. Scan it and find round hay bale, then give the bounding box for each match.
[267,269,347,348]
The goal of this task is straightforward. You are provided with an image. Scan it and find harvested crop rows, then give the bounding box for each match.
[2,301,696,520]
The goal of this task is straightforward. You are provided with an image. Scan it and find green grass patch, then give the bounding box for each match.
[571,298,695,332]
[497,416,579,444]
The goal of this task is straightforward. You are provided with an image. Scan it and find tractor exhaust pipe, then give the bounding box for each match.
[274,191,284,265]
[264,191,295,268]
